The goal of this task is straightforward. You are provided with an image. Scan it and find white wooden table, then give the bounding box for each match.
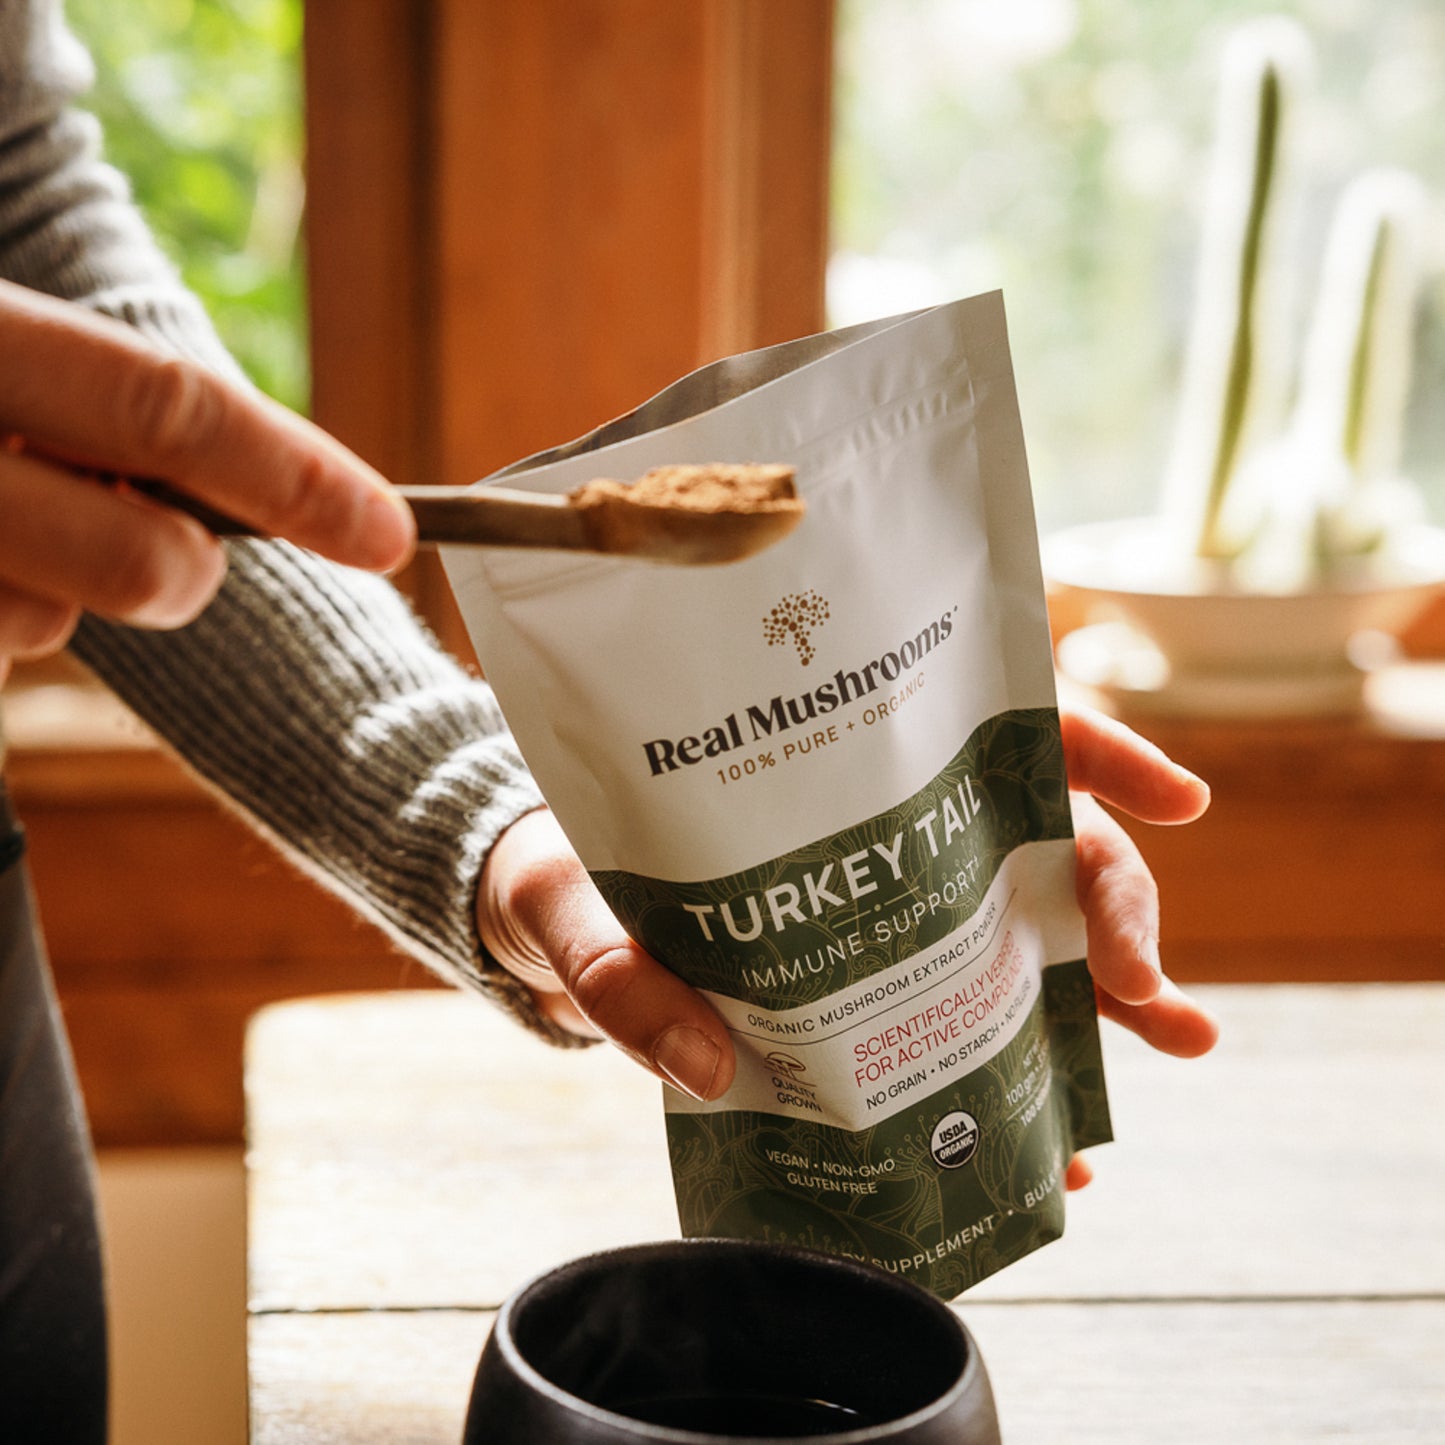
[245,984,1445,1443]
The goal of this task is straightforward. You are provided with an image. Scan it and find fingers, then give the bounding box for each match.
[1061,705,1211,824]
[1067,763,1215,1192]
[1072,793,1165,1007]
[1063,705,1218,1055]
[1064,1154,1094,1191]
[0,578,82,660]
[1097,975,1220,1058]
[1,447,228,629]
[0,279,414,571]
[477,809,737,1101]
[1073,792,1220,1057]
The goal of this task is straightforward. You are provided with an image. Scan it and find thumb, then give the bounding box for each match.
[478,809,736,1101]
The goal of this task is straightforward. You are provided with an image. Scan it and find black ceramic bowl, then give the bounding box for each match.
[463,1238,1000,1443]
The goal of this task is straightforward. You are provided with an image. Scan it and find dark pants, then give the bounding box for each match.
[0,782,108,1443]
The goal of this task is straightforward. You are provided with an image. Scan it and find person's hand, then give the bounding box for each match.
[0,279,414,685]
[1062,705,1217,1050]
[478,705,1219,1114]
[477,806,736,1100]
[1060,703,1219,1188]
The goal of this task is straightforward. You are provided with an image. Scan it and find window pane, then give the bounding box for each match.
[66,0,308,414]
[832,0,1445,533]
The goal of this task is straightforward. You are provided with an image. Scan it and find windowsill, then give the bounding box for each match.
[1043,596,1445,986]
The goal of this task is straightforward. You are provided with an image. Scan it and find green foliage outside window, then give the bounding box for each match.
[65,0,308,414]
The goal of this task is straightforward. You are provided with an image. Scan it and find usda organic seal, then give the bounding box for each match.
[929,1110,980,1169]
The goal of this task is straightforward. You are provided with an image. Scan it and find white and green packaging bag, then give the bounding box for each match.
[442,292,1112,1301]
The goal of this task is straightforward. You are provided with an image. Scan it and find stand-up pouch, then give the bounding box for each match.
[443,292,1111,1299]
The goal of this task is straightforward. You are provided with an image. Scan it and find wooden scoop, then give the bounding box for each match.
[408,464,803,564]
[132,462,804,566]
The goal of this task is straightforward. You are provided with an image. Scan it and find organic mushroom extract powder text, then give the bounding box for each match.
[442,293,1112,1300]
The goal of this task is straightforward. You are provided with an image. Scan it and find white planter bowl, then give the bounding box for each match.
[1042,518,1445,716]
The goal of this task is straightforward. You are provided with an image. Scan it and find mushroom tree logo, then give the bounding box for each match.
[762,589,830,665]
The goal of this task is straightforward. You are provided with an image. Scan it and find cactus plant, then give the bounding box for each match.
[1045,19,1445,715]
[1162,16,1310,562]
[1295,168,1428,559]
[1162,18,1431,593]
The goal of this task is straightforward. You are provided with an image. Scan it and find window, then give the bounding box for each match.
[68,1,1445,548]
[67,0,307,413]
[831,0,1445,535]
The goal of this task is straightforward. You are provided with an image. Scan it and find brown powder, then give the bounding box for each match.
[569,463,799,516]
[566,463,803,562]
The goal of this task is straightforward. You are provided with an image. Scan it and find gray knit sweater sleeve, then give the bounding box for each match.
[1,0,571,1041]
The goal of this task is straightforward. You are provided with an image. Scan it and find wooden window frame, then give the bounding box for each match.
[303,0,834,657]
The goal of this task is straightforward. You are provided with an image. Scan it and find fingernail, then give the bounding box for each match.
[352,485,416,569]
[1172,761,1211,802]
[1140,934,1162,980]
[654,1025,722,1101]
[1124,935,1163,1004]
